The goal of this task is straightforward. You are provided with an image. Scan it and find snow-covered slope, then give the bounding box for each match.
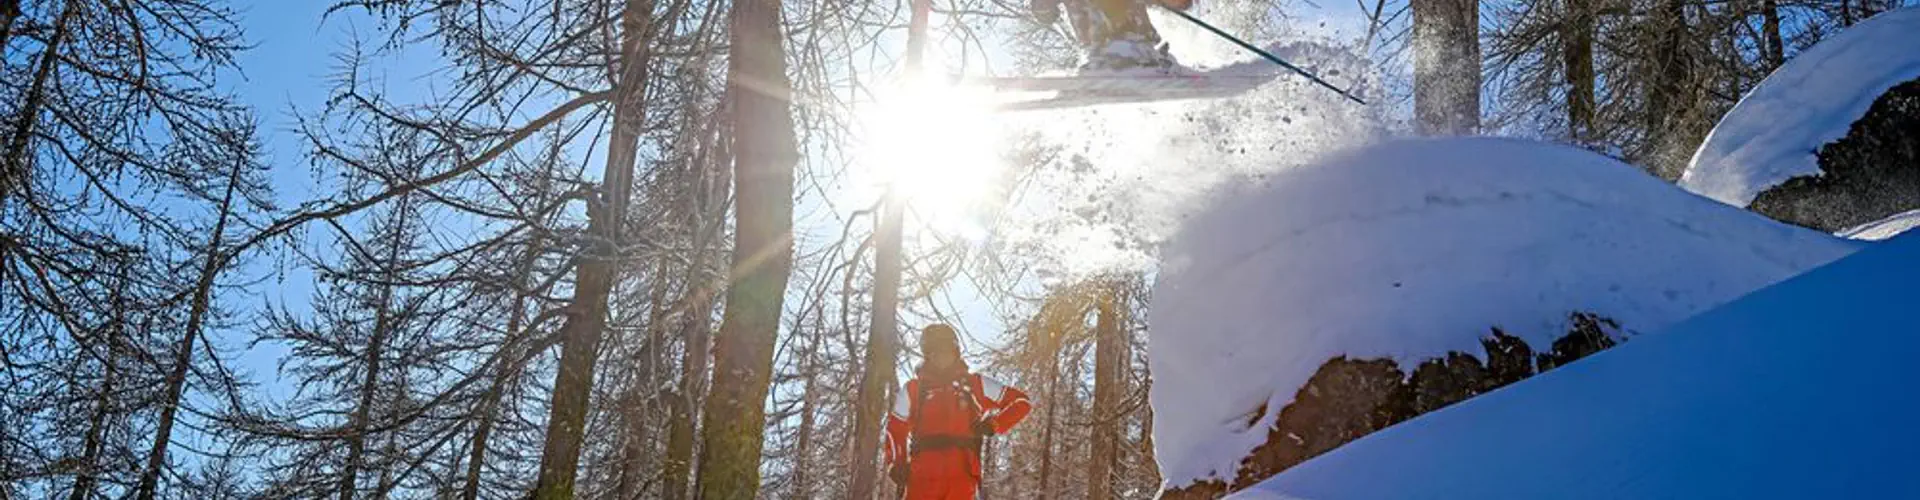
[1839,208,1920,241]
[1679,8,1920,207]
[1149,137,1859,489]
[1236,231,1920,499]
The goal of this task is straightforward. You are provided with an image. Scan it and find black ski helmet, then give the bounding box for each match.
[922,323,959,355]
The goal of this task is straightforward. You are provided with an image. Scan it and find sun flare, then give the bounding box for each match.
[854,76,1006,239]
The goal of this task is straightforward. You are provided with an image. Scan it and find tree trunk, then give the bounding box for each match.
[615,265,674,500]
[660,43,728,500]
[70,266,128,500]
[529,1,655,497]
[662,183,721,500]
[460,324,513,500]
[1037,354,1060,498]
[1087,285,1122,500]
[462,155,559,500]
[661,286,713,500]
[1762,0,1784,68]
[341,199,408,500]
[792,345,818,499]
[0,0,22,72]
[693,0,798,494]
[849,0,926,496]
[1412,0,1481,135]
[1641,0,1694,179]
[136,149,246,500]
[3,0,76,200]
[1564,0,1596,144]
[849,195,905,499]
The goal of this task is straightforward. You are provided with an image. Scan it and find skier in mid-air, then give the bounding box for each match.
[997,0,1363,109]
[1031,0,1196,71]
[884,324,1032,499]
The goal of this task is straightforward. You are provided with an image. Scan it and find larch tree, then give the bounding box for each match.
[0,0,272,492]
[694,0,800,495]
[1413,0,1482,134]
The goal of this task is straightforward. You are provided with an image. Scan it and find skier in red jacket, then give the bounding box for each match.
[1030,0,1197,70]
[885,324,1032,499]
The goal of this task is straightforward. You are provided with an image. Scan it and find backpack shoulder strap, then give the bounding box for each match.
[909,378,930,433]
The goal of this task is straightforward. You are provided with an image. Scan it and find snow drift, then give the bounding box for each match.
[1236,230,1920,499]
[1149,137,1859,490]
[1679,8,1920,207]
[1839,208,1920,241]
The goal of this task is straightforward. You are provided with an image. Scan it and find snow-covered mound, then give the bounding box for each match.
[1149,137,1859,490]
[1236,231,1920,499]
[1679,8,1920,207]
[1839,208,1920,240]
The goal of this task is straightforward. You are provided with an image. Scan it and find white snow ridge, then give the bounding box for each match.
[1149,137,1858,490]
[1838,208,1920,241]
[1679,8,1920,207]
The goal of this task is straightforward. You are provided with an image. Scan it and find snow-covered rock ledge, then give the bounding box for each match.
[1680,8,1920,231]
[1149,138,1859,496]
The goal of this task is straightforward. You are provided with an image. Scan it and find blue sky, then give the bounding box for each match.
[225,1,453,395]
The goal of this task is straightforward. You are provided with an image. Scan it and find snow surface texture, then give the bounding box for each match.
[1237,231,1920,499]
[1149,138,1860,489]
[1838,208,1920,241]
[1679,8,1920,207]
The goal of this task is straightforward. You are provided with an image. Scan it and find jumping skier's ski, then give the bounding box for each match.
[974,9,1366,111]
[976,62,1283,111]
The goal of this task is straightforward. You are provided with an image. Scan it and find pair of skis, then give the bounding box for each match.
[975,7,1366,111]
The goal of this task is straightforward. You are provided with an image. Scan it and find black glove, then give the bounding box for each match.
[889,463,909,485]
[972,417,996,437]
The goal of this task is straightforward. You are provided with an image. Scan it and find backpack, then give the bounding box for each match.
[907,373,987,477]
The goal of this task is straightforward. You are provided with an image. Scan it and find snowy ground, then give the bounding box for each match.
[1235,230,1920,499]
[1149,137,1859,489]
[1679,8,1920,207]
[1838,208,1920,241]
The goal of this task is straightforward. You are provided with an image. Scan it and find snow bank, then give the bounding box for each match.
[1838,208,1920,240]
[1150,137,1858,488]
[1679,8,1920,207]
[1237,231,1920,499]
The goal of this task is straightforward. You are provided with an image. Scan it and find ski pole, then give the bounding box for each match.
[1159,7,1368,105]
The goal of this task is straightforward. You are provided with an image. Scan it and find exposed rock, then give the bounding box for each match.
[1162,313,1624,499]
[1748,77,1920,232]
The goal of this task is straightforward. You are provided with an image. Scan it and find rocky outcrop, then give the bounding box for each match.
[1748,77,1920,232]
[1162,313,1625,499]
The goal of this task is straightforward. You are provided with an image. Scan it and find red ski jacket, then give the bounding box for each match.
[884,373,1032,498]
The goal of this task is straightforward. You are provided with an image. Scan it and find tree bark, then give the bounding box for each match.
[529,1,655,497]
[1564,0,1596,144]
[1087,284,1122,500]
[849,0,926,496]
[1412,0,1481,135]
[693,0,798,494]
[136,148,246,500]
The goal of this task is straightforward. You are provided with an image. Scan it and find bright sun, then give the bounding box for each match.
[854,74,1005,239]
